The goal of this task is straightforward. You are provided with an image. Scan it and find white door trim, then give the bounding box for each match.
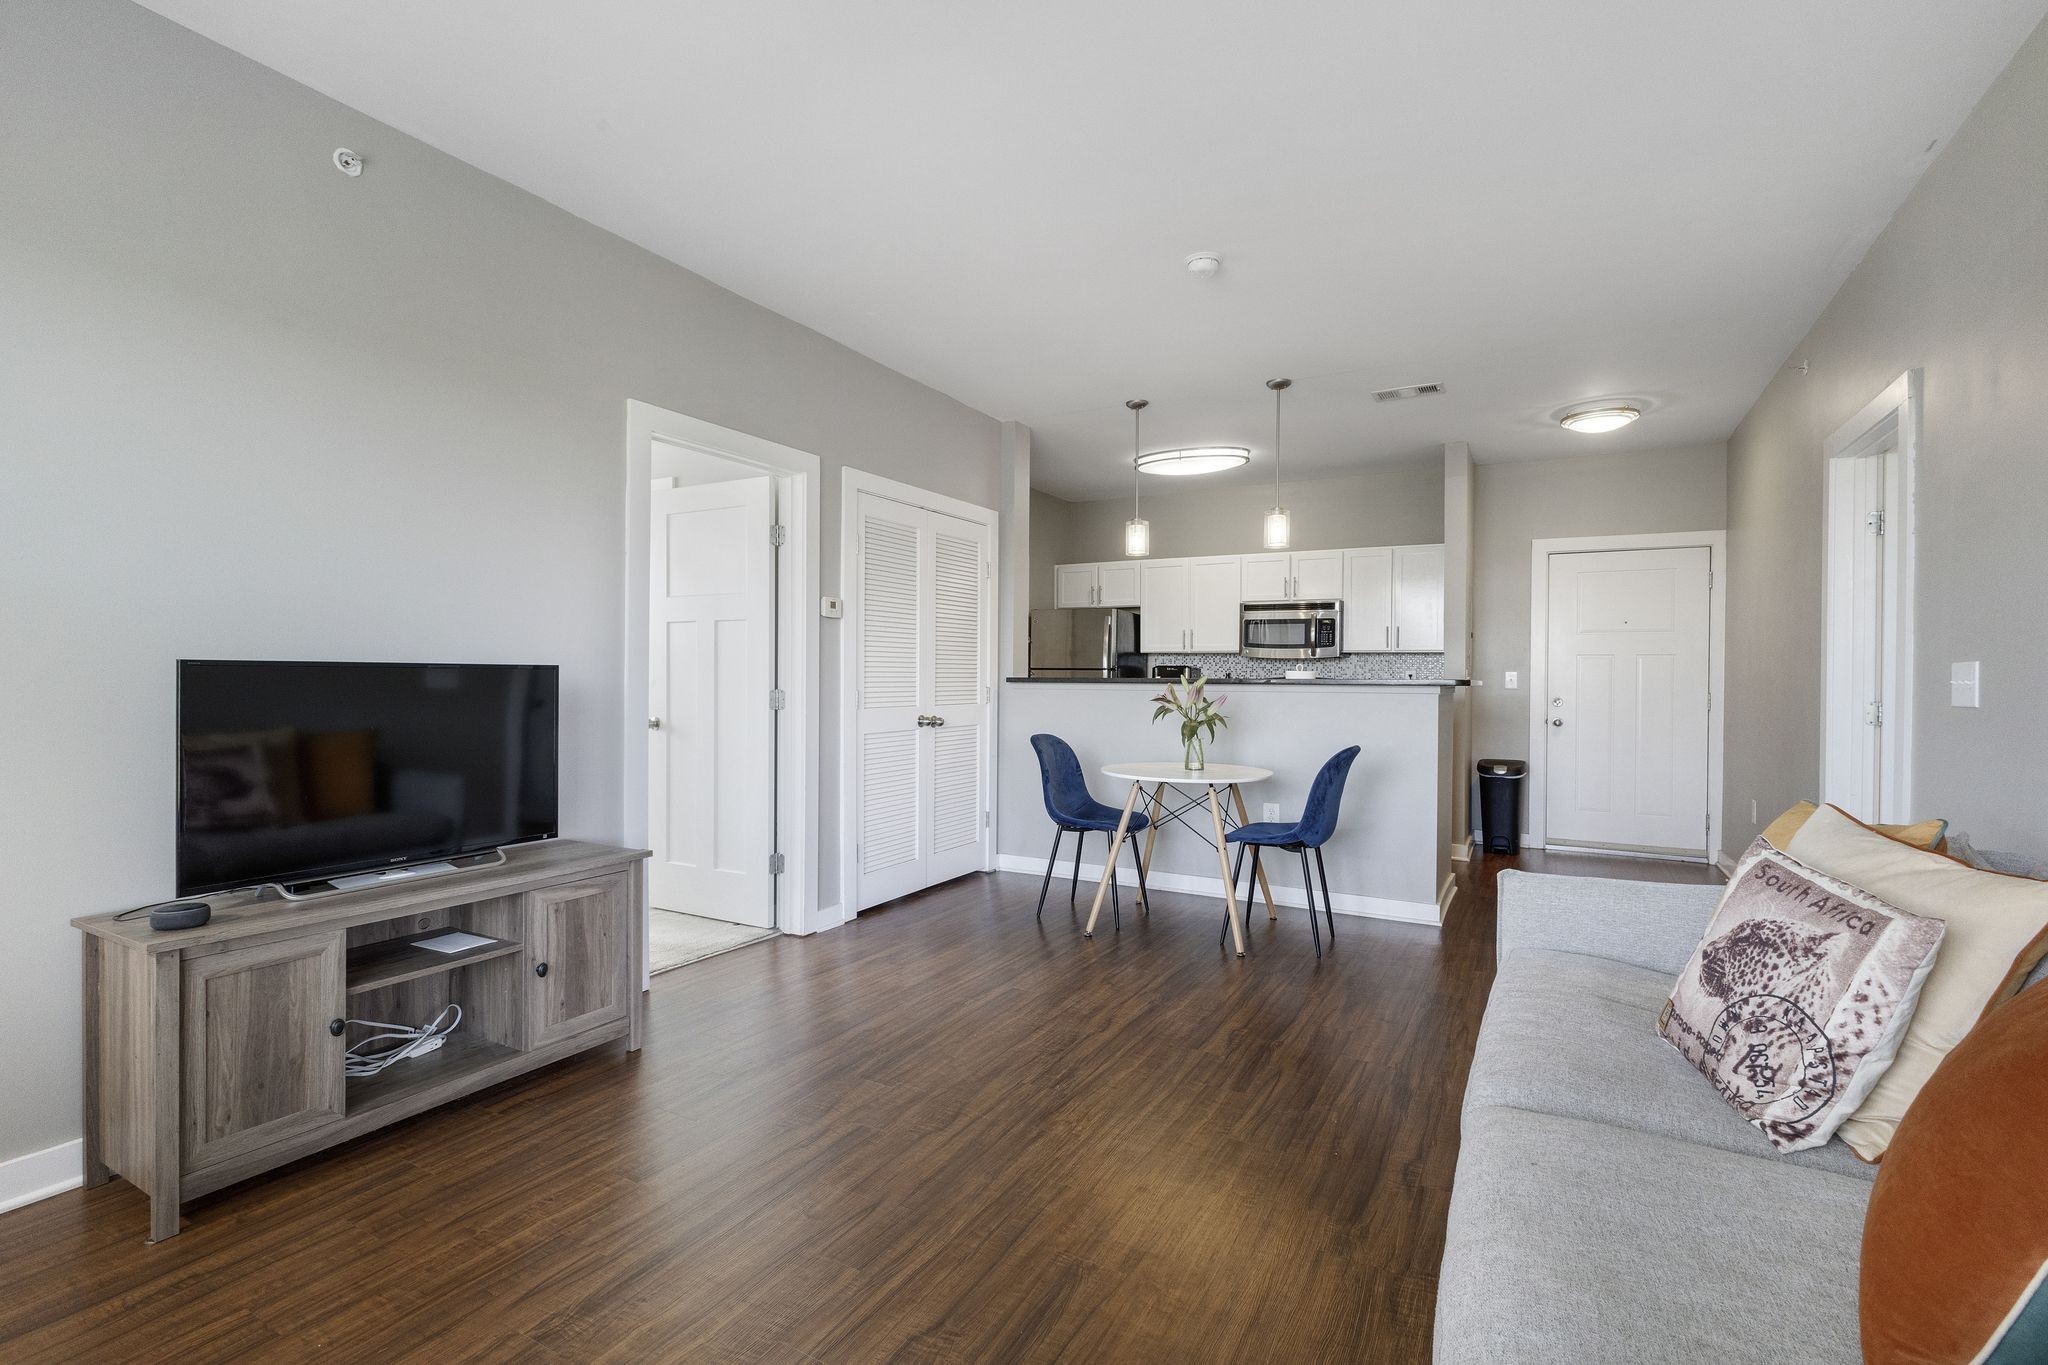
[623,400,822,968]
[1821,371,1920,822]
[838,468,1000,915]
[1526,529,1727,861]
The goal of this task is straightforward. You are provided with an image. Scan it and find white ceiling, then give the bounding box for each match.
[140,0,2047,500]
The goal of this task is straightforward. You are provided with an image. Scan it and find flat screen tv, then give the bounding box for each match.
[177,660,560,896]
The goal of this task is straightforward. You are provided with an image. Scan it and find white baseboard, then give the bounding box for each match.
[1714,853,1738,880]
[0,1139,83,1216]
[1448,836,1475,864]
[993,854,1442,926]
[1438,872,1459,920]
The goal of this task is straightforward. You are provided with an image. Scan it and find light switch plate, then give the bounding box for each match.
[1950,661,1981,708]
[1504,671,1519,690]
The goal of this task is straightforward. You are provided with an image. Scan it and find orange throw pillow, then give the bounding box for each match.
[299,729,376,820]
[1861,982,2048,1364]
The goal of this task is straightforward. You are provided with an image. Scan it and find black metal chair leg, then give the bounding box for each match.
[1127,834,1150,915]
[1299,848,1322,958]
[1315,847,1335,941]
[1036,828,1063,920]
[1070,830,1084,906]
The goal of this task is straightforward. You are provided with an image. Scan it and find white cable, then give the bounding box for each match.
[344,1004,462,1078]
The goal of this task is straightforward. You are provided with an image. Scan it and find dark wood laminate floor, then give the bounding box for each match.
[0,849,1718,1364]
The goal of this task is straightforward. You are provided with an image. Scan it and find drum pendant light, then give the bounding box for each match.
[1123,399,1151,557]
[1263,378,1292,550]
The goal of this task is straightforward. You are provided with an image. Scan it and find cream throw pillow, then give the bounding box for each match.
[1787,804,2048,1161]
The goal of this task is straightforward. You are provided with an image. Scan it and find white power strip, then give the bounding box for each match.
[344,1004,462,1078]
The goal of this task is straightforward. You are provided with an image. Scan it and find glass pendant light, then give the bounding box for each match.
[1263,378,1292,550]
[1123,398,1151,557]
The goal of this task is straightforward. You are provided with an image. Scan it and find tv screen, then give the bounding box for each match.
[177,660,559,896]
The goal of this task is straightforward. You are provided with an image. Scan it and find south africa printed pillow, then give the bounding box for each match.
[1657,842,1945,1152]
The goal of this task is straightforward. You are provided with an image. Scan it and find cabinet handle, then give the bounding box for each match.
[328,1018,345,1037]
[535,961,549,978]
[1393,625,1401,648]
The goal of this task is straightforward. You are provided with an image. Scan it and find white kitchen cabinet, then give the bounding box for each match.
[1240,550,1337,600]
[1391,544,1446,651]
[1343,543,1446,651]
[1140,555,1243,653]
[1053,561,1142,608]
[1138,558,1191,652]
[1054,563,1097,608]
[1188,556,1243,651]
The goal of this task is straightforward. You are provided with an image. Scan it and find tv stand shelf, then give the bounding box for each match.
[75,839,648,1243]
[345,931,522,995]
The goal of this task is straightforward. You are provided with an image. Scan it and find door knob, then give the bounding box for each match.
[929,716,946,728]
[1552,718,1565,727]
[535,961,549,978]
[647,717,662,730]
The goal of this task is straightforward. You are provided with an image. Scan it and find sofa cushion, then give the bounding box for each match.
[1466,948,1876,1181]
[1436,1106,1870,1365]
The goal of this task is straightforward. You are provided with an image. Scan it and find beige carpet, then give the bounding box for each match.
[649,908,777,975]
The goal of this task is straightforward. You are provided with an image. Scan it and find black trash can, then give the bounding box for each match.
[1477,759,1528,854]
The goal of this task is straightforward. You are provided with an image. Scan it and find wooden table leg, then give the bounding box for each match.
[1230,784,1279,921]
[1208,786,1246,957]
[1140,783,1167,880]
[1084,781,1144,938]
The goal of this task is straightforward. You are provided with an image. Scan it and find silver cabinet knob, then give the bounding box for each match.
[647,717,662,730]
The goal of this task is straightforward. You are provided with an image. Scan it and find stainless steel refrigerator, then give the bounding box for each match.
[1028,607,1144,679]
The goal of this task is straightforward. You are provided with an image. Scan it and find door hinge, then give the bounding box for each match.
[984,810,991,829]
[769,688,787,710]
[1866,700,1883,727]
[1706,689,1711,713]
[768,852,785,875]
[769,524,788,547]
[1707,568,1714,588]
[1866,510,1885,536]
[1705,813,1712,838]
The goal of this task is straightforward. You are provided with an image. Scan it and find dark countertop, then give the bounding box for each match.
[1006,676,1469,687]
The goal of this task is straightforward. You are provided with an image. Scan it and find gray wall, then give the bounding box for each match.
[1469,442,1729,765]
[1047,460,1445,564]
[1029,488,1075,609]
[0,0,999,1167]
[1723,16,2048,854]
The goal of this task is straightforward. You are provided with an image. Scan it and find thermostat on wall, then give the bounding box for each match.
[820,596,843,619]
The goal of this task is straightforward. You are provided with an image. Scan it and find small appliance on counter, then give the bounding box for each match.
[1152,662,1197,682]
[1028,607,1145,678]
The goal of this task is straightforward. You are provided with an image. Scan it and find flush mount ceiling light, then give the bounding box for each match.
[1123,399,1151,558]
[1263,378,1292,550]
[1134,446,1251,477]
[1559,403,1642,434]
[1184,252,1222,279]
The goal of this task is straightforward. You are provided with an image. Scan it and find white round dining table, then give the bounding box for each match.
[1087,762,1275,957]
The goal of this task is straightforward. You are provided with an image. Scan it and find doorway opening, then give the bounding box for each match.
[1822,372,1919,822]
[623,401,822,985]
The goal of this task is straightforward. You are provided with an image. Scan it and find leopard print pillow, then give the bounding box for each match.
[1658,842,1945,1152]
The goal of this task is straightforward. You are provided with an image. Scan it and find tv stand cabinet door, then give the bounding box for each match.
[181,933,347,1174]
[527,874,629,1047]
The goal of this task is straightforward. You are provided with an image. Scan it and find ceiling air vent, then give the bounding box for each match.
[1372,382,1445,402]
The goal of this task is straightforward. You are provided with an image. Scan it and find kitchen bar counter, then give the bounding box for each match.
[1007,675,1468,688]
[997,679,1458,925]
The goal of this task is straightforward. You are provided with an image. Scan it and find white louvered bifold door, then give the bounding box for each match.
[853,492,992,910]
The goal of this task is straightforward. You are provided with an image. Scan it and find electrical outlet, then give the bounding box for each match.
[1504,670,1519,690]
[1262,803,1281,821]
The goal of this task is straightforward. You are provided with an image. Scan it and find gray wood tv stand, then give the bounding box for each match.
[74,840,648,1242]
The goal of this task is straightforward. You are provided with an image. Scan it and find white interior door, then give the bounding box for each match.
[854,491,992,909]
[1544,546,1712,855]
[648,476,777,927]
[1823,450,1889,819]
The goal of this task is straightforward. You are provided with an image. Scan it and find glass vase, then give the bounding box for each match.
[1183,732,1205,771]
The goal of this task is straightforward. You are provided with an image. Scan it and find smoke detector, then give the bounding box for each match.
[1372,382,1445,402]
[1184,252,1221,279]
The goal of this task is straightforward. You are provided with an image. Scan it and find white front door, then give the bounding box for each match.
[853,491,993,909]
[1822,448,1896,820]
[648,476,777,928]
[1544,546,1712,855]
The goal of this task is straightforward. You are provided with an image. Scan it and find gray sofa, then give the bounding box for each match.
[1435,871,1878,1364]
[1439,866,2048,1362]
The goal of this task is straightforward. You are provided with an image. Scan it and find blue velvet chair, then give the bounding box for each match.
[1029,733,1149,927]
[1223,746,1360,957]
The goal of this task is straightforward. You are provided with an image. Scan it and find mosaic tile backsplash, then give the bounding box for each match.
[1144,652,1448,681]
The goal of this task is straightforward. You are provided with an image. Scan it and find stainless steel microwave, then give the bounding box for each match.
[1240,600,1343,659]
